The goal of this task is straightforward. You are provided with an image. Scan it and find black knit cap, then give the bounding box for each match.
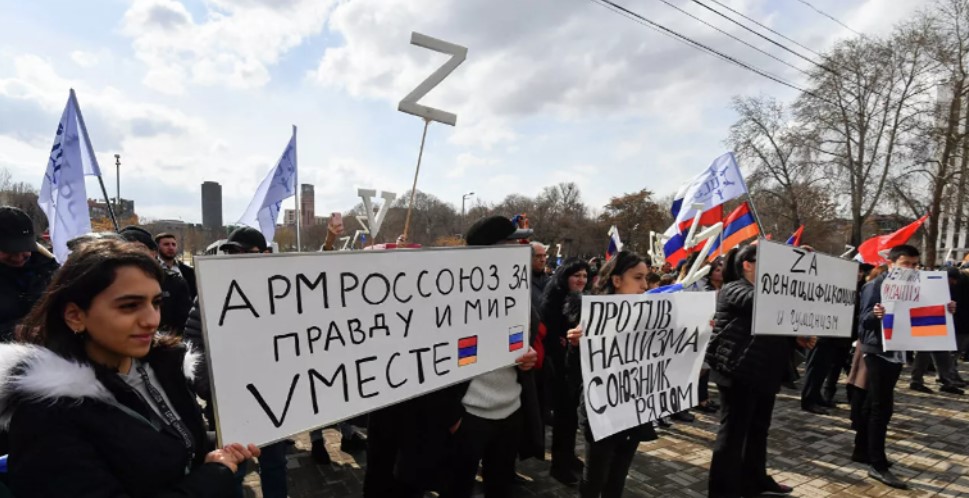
[119,225,157,251]
[0,206,36,253]
[464,216,534,247]
[221,226,268,253]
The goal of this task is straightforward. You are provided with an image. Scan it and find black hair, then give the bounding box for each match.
[18,239,170,363]
[541,258,590,318]
[887,244,919,262]
[594,251,645,295]
[722,244,757,284]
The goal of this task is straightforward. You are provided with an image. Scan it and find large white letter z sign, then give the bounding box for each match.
[398,32,467,126]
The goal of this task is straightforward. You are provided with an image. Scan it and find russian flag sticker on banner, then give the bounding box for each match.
[509,326,525,351]
[910,305,947,337]
[883,313,894,340]
[458,336,478,366]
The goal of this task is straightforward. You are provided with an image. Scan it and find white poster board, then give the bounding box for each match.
[195,246,532,446]
[579,292,715,441]
[752,240,859,337]
[880,268,956,352]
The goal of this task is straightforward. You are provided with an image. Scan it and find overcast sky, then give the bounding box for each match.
[0,0,932,224]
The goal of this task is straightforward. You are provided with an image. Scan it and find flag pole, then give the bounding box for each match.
[745,193,766,236]
[402,118,431,243]
[70,89,119,232]
[292,125,301,253]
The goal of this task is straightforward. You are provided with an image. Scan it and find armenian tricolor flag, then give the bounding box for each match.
[509,326,525,351]
[707,202,759,261]
[786,225,804,246]
[458,336,478,366]
[910,305,947,337]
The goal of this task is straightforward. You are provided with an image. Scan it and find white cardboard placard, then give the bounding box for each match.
[752,240,859,337]
[880,268,956,352]
[195,246,531,446]
[579,292,714,441]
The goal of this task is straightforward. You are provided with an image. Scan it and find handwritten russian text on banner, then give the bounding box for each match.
[579,292,714,441]
[880,268,956,352]
[752,240,859,337]
[195,246,531,446]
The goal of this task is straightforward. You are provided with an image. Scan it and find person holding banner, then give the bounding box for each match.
[182,226,290,498]
[565,250,657,498]
[705,244,795,498]
[439,215,542,498]
[853,245,957,490]
[0,239,260,497]
[540,257,590,486]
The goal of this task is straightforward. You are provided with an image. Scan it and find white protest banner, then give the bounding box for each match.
[195,246,532,446]
[880,268,956,352]
[752,240,859,337]
[579,292,714,441]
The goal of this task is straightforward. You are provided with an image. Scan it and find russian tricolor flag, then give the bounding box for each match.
[606,225,623,261]
[663,205,724,267]
[707,202,759,261]
[786,225,804,246]
[509,326,525,351]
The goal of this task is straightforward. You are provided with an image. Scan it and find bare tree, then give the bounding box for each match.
[728,95,822,231]
[795,31,936,246]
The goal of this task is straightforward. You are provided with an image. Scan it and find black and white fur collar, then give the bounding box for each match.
[0,341,200,430]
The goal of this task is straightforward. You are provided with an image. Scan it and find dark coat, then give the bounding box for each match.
[705,279,795,394]
[0,252,58,341]
[183,299,211,401]
[178,261,198,301]
[0,341,235,497]
[857,274,887,355]
[951,270,969,336]
[160,268,192,336]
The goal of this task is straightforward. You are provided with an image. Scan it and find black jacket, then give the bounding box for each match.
[0,252,58,341]
[178,261,198,300]
[706,279,795,394]
[0,341,235,497]
[857,274,887,354]
[160,269,192,336]
[951,270,969,336]
[183,299,211,402]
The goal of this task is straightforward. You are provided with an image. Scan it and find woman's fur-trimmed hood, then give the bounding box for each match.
[0,341,201,430]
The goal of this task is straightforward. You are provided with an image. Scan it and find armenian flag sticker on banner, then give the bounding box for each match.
[910,305,948,337]
[880,269,957,352]
[509,326,525,352]
[458,336,478,366]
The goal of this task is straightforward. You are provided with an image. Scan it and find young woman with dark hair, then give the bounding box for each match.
[541,257,590,485]
[705,244,795,498]
[0,239,259,497]
[566,251,657,498]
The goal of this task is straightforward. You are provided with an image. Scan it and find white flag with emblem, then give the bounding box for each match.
[38,89,99,263]
[673,152,749,226]
[238,126,298,243]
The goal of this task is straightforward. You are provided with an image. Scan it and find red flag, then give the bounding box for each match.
[856,214,929,265]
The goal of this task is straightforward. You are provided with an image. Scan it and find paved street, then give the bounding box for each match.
[243,363,969,497]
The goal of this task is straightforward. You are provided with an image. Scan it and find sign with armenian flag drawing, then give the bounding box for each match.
[880,268,957,352]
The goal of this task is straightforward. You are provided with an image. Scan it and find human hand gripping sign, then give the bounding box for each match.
[205,443,261,473]
[515,347,538,371]
[567,325,583,346]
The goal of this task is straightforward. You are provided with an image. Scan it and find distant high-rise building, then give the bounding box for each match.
[201,181,223,230]
[283,184,319,227]
[300,184,315,227]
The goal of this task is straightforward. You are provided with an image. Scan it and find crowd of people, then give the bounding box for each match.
[0,203,968,497]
